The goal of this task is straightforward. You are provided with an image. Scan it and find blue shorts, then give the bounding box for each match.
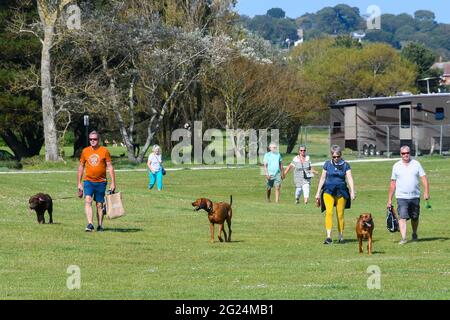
[84,180,107,203]
[397,198,420,221]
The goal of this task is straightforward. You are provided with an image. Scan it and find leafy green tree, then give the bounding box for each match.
[0,0,43,159]
[266,8,285,19]
[414,10,435,22]
[314,4,363,34]
[402,42,441,92]
[402,42,436,76]
[246,14,298,46]
[334,35,362,49]
[289,38,417,123]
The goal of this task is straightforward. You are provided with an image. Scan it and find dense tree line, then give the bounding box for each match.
[242,4,450,60]
[0,1,423,161]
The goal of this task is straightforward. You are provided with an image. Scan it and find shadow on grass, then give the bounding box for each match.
[104,228,143,233]
[417,237,450,242]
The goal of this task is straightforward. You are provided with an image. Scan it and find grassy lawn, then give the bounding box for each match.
[1,158,449,299]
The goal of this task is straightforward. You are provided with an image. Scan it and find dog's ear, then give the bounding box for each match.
[206,199,213,212]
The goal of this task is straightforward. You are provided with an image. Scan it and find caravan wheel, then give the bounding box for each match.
[362,144,369,156]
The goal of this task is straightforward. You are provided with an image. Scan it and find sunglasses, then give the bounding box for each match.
[89,138,98,141]
[401,152,410,155]
[299,150,306,152]
[332,156,341,159]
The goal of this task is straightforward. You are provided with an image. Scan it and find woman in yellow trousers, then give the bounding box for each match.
[315,146,355,244]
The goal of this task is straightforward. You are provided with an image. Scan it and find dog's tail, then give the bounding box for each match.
[230,195,232,207]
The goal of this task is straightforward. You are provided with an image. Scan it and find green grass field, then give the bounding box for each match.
[1,157,449,300]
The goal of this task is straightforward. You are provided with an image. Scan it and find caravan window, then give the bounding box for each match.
[435,108,444,120]
[400,108,410,128]
[333,122,342,133]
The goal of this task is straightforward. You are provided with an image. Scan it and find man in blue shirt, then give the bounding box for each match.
[263,143,284,203]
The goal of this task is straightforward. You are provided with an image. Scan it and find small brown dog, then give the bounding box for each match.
[356,213,374,255]
[192,196,232,243]
[29,193,53,224]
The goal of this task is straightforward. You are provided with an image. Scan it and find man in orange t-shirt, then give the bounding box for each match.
[78,131,116,232]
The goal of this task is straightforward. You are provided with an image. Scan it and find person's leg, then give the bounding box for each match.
[303,184,310,204]
[411,219,419,237]
[85,196,93,224]
[274,174,281,203]
[266,179,273,202]
[83,181,94,227]
[399,219,407,240]
[397,199,409,242]
[323,193,335,240]
[411,199,420,240]
[295,187,302,203]
[149,171,156,189]
[156,169,163,191]
[93,182,106,230]
[335,196,347,241]
[96,202,103,226]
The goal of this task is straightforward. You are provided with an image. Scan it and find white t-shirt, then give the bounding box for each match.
[391,159,426,199]
[148,153,162,172]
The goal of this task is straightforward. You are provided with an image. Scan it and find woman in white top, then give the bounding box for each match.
[147,145,164,191]
[284,146,318,204]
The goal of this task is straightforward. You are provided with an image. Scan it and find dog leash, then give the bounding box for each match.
[53,196,76,201]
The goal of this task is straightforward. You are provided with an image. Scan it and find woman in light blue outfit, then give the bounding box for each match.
[147,145,164,190]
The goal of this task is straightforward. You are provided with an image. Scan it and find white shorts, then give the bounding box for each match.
[295,184,310,199]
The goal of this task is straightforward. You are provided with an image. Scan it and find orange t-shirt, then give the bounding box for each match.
[80,146,112,182]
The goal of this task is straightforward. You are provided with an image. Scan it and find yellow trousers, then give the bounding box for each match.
[323,193,347,232]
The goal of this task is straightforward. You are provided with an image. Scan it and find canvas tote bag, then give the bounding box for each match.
[105,191,125,219]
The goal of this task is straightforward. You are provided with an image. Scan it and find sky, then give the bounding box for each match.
[235,0,450,24]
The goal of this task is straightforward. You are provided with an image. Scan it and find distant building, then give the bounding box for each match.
[432,61,450,86]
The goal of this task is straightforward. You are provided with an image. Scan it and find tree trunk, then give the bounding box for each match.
[109,78,137,163]
[72,116,86,158]
[1,129,43,160]
[286,122,301,154]
[40,25,59,161]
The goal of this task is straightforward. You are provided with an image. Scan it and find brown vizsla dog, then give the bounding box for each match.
[192,196,232,243]
[356,213,374,255]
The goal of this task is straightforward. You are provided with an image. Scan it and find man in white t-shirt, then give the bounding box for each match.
[387,146,430,245]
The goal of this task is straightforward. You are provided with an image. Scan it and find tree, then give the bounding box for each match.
[246,14,298,46]
[402,42,440,92]
[10,0,75,161]
[414,10,435,22]
[36,0,74,161]
[314,5,363,34]
[57,2,233,163]
[289,38,417,122]
[402,42,436,76]
[0,0,44,159]
[266,8,285,19]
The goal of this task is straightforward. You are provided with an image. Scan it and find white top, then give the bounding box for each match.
[148,153,162,171]
[292,155,310,163]
[391,159,426,199]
